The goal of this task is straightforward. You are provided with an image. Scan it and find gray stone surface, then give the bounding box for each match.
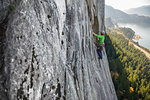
[0,0,117,100]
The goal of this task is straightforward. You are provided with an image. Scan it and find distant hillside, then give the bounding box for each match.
[105,17,116,28]
[105,5,150,27]
[125,5,150,17]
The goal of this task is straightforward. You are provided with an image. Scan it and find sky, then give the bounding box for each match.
[105,0,150,11]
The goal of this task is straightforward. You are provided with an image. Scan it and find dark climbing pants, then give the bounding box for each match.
[97,49,102,59]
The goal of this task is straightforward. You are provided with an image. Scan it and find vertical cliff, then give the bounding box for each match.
[0,0,117,100]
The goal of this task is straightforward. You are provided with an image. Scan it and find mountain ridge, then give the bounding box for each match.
[105,5,150,27]
[125,5,150,17]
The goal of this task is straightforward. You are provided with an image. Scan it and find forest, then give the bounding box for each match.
[107,27,135,39]
[118,27,135,39]
[105,31,150,100]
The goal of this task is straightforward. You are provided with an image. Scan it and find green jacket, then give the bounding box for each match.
[94,34,105,44]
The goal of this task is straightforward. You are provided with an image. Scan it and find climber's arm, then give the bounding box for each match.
[92,32,102,38]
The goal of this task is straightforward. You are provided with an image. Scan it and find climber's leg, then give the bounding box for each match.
[97,49,102,59]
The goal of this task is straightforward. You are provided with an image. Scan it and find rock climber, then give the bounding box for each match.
[92,31,105,59]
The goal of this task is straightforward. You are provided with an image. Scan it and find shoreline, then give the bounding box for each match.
[133,43,150,59]
[118,23,150,50]
[133,34,142,40]
[107,27,150,59]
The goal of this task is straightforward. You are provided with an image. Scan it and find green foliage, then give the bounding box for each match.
[9,4,15,11]
[135,43,150,54]
[119,27,135,39]
[105,31,150,100]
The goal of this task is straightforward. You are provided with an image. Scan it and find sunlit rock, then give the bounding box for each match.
[0,0,117,100]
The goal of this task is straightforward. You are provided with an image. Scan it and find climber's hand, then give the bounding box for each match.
[92,32,95,35]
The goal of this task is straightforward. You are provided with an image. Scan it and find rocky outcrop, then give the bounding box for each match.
[0,0,117,100]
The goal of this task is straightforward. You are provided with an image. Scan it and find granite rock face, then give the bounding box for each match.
[0,0,117,100]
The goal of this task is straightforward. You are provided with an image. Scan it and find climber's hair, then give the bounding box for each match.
[101,32,105,35]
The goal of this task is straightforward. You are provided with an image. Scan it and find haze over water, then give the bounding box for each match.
[106,0,150,11]
[118,23,150,50]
